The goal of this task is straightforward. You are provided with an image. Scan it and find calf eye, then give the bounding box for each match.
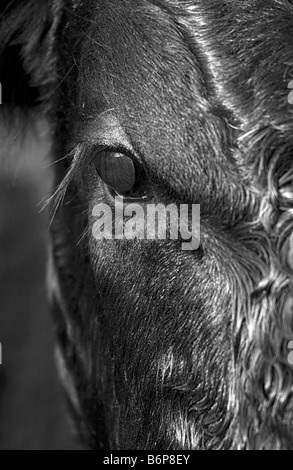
[94,150,147,199]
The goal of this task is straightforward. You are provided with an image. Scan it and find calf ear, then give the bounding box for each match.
[0,0,62,111]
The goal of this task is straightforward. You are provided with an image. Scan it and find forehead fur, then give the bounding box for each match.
[80,0,209,141]
[78,0,241,206]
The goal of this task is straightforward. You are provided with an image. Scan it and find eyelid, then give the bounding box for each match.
[74,116,145,166]
[94,142,145,167]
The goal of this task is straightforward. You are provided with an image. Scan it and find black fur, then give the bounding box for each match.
[2,0,293,449]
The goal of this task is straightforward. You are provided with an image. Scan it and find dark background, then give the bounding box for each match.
[0,122,77,449]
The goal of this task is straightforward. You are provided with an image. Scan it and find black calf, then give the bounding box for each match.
[1,0,293,450]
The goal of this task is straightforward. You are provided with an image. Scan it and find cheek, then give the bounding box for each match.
[86,235,232,416]
[88,232,229,338]
[80,164,232,381]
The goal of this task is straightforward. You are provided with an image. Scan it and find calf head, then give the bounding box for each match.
[1,0,293,450]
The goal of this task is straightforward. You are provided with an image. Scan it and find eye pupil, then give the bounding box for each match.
[95,152,136,195]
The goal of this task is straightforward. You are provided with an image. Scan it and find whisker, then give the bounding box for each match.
[76,224,93,247]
